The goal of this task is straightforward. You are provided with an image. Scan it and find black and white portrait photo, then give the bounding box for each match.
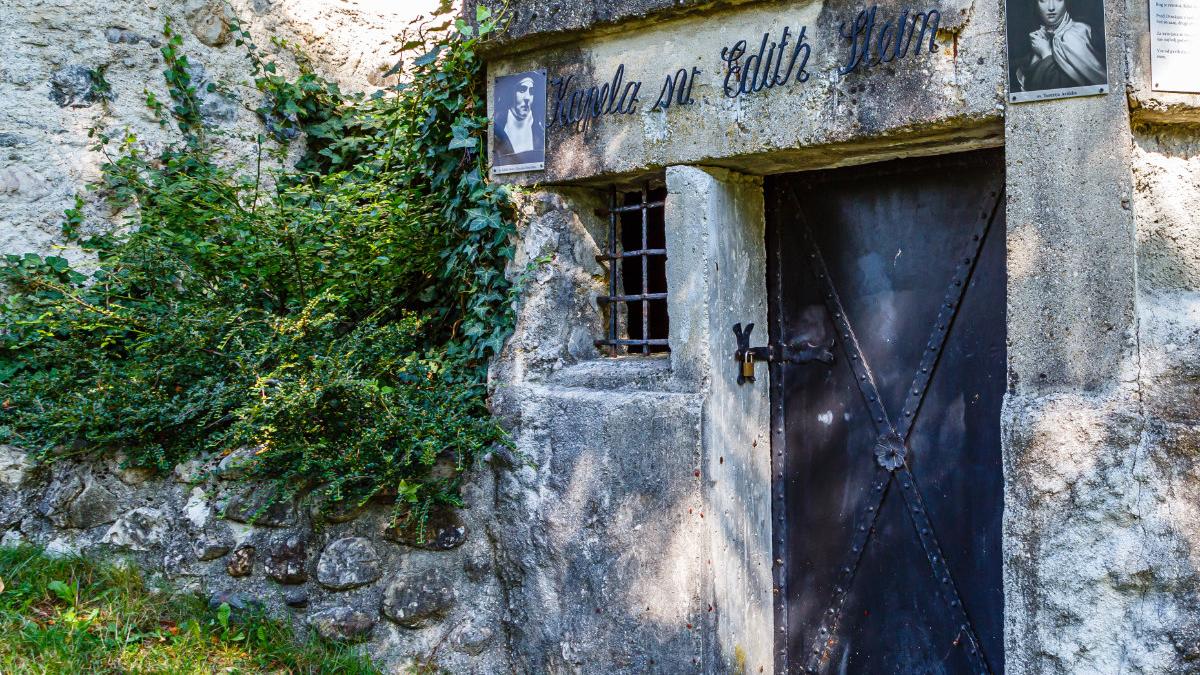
[1006,0,1109,102]
[491,71,545,174]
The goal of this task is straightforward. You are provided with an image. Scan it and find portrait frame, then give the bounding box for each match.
[1005,0,1110,103]
[491,70,546,175]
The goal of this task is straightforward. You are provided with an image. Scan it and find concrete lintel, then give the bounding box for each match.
[666,165,774,673]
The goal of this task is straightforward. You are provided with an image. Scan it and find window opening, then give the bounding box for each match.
[595,183,670,355]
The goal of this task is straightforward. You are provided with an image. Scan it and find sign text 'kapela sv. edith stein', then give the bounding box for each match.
[546,4,942,131]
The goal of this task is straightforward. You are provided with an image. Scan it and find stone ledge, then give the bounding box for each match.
[467,0,769,56]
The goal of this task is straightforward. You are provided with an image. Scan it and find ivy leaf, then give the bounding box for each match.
[412,46,443,67]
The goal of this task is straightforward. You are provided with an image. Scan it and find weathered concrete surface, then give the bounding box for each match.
[490,383,709,672]
[490,188,709,671]
[489,0,1007,184]
[1000,128,1200,673]
[469,0,769,54]
[1003,0,1200,667]
[666,166,772,673]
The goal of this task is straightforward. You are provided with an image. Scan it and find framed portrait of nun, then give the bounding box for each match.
[491,70,546,175]
[1006,0,1109,103]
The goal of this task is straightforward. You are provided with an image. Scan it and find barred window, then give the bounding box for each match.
[595,183,670,355]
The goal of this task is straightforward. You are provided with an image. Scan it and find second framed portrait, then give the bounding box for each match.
[1006,0,1109,102]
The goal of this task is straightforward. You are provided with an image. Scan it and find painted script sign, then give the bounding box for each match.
[540,4,941,132]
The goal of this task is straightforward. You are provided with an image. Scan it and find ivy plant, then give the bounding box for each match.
[0,5,516,526]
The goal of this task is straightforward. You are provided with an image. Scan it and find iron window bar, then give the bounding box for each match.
[594,183,670,355]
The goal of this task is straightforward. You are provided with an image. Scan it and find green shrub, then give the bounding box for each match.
[0,6,517,525]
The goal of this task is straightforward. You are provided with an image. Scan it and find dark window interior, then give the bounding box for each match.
[594,184,670,355]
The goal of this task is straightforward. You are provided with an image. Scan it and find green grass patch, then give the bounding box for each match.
[0,546,379,674]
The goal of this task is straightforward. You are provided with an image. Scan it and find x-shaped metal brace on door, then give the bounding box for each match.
[786,186,1004,675]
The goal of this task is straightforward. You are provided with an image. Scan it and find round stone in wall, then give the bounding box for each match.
[380,568,456,629]
[306,606,376,642]
[226,545,254,577]
[382,507,467,550]
[265,534,307,584]
[284,588,309,608]
[317,537,381,590]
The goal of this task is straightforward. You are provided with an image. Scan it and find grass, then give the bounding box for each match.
[0,545,380,674]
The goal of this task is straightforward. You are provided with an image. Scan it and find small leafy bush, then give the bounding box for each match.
[0,6,516,523]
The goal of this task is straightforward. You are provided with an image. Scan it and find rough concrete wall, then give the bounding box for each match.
[1003,125,1200,673]
[1002,0,1200,669]
[1128,127,1200,668]
[0,0,435,262]
[489,190,713,672]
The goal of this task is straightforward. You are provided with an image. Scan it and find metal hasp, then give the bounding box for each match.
[768,150,1006,674]
[732,322,833,385]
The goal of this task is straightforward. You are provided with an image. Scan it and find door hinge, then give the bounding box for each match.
[732,322,834,385]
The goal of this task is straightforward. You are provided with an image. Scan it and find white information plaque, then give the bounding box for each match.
[1150,0,1200,93]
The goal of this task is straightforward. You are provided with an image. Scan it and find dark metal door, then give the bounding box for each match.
[766,150,1005,674]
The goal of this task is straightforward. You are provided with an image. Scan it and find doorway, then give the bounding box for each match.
[766,150,1006,673]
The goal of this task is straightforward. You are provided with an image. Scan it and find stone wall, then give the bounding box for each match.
[0,441,510,671]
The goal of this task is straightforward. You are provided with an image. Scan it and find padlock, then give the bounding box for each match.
[741,351,756,383]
